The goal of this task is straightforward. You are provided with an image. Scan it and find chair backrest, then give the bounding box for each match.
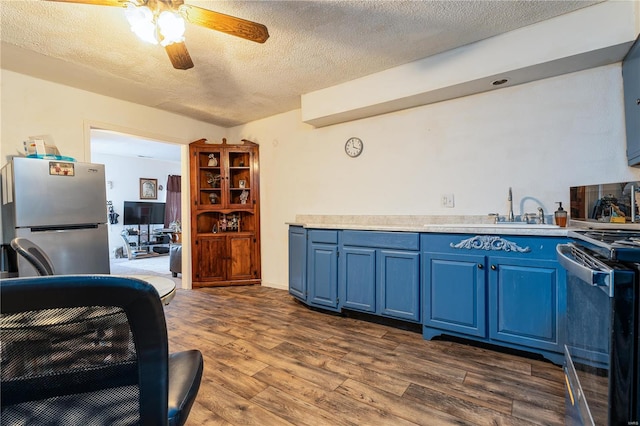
[10,238,55,275]
[1,275,170,425]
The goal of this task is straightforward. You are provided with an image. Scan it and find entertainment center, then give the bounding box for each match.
[122,201,171,255]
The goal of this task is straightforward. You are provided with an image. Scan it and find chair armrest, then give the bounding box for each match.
[167,350,203,426]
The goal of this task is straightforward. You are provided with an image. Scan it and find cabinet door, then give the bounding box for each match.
[379,250,420,322]
[423,252,486,337]
[225,149,254,209]
[307,242,339,310]
[228,233,255,281]
[192,147,223,209]
[194,236,226,282]
[289,227,307,300]
[191,145,255,210]
[488,257,561,352]
[624,37,640,165]
[340,247,376,313]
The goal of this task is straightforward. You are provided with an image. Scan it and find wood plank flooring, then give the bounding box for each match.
[164,286,565,426]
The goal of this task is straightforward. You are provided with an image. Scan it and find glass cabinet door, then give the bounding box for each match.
[195,148,253,209]
[196,150,222,208]
[226,150,253,208]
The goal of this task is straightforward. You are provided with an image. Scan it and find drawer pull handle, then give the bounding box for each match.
[491,265,497,270]
[477,264,483,269]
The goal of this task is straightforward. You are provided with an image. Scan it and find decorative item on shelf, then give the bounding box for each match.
[140,178,158,199]
[212,223,218,233]
[238,160,245,167]
[238,179,246,188]
[205,172,221,188]
[229,215,239,231]
[208,193,219,204]
[207,154,218,166]
[240,190,249,204]
[220,214,227,232]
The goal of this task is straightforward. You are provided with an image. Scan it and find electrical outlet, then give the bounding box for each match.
[441,193,455,208]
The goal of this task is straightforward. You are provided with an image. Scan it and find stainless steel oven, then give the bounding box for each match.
[557,230,639,425]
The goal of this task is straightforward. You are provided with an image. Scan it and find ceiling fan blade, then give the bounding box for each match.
[43,0,131,6]
[165,42,194,70]
[179,4,269,44]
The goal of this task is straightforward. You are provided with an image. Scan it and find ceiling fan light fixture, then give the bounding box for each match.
[125,4,158,45]
[157,11,186,46]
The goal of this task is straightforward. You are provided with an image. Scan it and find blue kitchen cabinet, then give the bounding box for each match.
[340,246,377,313]
[340,230,421,322]
[289,226,566,364]
[624,36,640,166]
[307,230,339,311]
[488,256,564,354]
[421,233,566,364]
[379,249,420,321]
[288,226,307,301]
[422,252,486,338]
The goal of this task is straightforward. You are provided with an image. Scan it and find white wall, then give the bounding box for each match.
[0,70,226,164]
[1,70,226,288]
[4,64,640,292]
[230,64,640,290]
[90,152,181,258]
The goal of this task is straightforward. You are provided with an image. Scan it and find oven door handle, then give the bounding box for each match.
[556,244,611,287]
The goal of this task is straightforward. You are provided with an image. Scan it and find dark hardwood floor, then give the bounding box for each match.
[164,286,565,426]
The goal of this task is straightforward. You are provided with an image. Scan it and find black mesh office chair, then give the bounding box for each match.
[0,275,203,426]
[10,237,55,276]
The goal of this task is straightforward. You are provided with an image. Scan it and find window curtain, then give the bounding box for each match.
[165,175,181,228]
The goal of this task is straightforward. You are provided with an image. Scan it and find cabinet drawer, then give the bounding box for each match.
[421,233,565,259]
[308,229,338,244]
[342,230,419,250]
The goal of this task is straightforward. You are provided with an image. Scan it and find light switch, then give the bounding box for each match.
[441,193,455,208]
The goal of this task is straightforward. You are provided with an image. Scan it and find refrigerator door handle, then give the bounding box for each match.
[29,224,100,232]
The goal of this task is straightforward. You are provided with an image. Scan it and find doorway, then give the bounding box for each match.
[89,128,183,284]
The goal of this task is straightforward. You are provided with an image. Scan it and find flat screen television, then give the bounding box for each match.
[123,201,166,225]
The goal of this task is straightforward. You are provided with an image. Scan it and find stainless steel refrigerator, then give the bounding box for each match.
[1,157,110,276]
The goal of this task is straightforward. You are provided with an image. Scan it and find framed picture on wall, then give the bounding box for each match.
[140,178,158,200]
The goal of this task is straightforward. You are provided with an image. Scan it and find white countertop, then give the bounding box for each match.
[288,215,571,236]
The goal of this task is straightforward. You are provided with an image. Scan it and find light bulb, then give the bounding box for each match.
[157,11,185,46]
[125,4,158,45]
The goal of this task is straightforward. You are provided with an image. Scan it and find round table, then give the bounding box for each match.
[120,274,176,305]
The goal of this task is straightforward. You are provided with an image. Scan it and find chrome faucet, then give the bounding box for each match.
[507,187,515,222]
[537,207,545,224]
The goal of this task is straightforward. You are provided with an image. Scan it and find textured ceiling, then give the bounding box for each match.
[1,0,601,128]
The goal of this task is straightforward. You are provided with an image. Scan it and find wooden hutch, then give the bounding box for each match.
[189,138,260,287]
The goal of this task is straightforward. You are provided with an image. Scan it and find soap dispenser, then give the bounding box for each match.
[554,202,567,227]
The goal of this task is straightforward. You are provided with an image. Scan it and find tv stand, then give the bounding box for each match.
[124,224,172,256]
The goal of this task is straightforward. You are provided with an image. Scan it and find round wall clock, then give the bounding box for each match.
[345,137,363,158]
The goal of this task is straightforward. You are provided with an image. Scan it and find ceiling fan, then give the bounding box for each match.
[44,0,269,70]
